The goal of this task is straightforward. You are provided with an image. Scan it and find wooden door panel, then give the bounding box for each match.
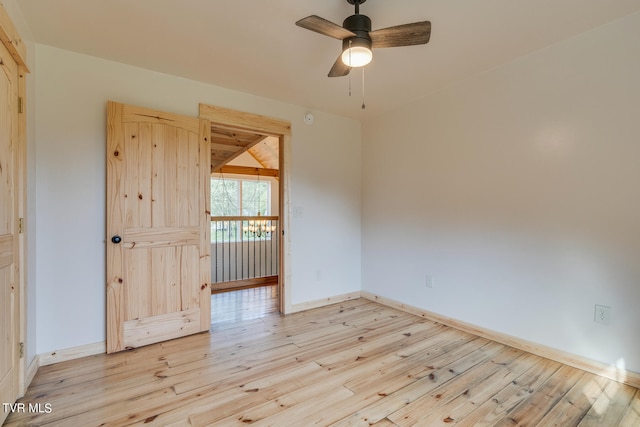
[107,102,211,353]
[123,307,202,349]
[123,123,152,228]
[124,245,201,318]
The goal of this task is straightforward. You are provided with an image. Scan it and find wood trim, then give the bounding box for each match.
[38,342,106,366]
[199,117,212,331]
[211,275,278,293]
[199,104,291,136]
[211,215,279,221]
[17,64,28,398]
[214,165,279,177]
[202,106,291,318]
[0,3,28,69]
[280,135,291,314]
[289,291,361,314]
[361,291,640,389]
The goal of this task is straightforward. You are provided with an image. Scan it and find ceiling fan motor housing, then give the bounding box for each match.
[342,14,372,51]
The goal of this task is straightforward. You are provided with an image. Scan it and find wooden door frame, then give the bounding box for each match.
[0,3,29,397]
[199,104,292,314]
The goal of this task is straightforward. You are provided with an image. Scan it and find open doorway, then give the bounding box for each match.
[200,104,291,322]
[210,135,280,322]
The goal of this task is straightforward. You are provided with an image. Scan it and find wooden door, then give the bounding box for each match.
[106,102,211,353]
[0,36,20,424]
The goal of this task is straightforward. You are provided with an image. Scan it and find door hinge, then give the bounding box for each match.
[19,342,24,358]
[18,217,24,234]
[18,97,23,114]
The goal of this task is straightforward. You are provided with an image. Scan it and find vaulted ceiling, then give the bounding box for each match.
[13,0,640,120]
[210,126,279,173]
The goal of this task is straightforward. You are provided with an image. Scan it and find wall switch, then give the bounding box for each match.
[594,304,611,325]
[425,274,433,288]
[293,206,304,219]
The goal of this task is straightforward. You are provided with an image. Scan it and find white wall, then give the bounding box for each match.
[362,12,640,373]
[33,44,362,354]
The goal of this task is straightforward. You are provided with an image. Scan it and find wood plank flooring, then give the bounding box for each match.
[5,299,640,426]
[211,285,278,324]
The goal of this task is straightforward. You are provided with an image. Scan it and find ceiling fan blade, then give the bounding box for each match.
[370,21,431,48]
[296,15,356,40]
[328,54,351,77]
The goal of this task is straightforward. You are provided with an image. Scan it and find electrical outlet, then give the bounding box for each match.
[594,304,611,325]
[425,274,433,288]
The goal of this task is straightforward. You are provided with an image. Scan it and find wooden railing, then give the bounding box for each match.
[210,216,279,291]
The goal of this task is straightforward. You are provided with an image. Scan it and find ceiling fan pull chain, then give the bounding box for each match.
[348,40,353,97]
[361,67,366,109]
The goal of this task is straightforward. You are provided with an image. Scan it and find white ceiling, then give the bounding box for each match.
[13,0,640,120]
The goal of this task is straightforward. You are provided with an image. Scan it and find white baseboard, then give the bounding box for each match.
[289,291,361,313]
[38,342,106,366]
[361,291,640,390]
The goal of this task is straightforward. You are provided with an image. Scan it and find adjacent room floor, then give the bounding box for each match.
[6,298,640,426]
[211,285,279,324]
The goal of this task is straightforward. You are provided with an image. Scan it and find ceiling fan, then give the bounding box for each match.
[296,0,431,77]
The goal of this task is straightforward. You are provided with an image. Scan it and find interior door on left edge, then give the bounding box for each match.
[0,31,20,426]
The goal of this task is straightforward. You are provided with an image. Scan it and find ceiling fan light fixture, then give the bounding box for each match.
[342,46,372,67]
[341,38,372,67]
[295,0,431,79]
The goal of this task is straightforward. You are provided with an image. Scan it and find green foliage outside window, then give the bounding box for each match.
[210,177,272,242]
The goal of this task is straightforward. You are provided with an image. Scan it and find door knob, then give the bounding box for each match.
[111,235,122,244]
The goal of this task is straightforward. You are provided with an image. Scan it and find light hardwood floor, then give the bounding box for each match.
[5,298,640,426]
[211,285,279,324]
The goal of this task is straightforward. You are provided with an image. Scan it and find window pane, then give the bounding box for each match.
[210,178,240,216]
[242,181,271,216]
[210,178,272,243]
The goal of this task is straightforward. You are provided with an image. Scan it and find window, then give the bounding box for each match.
[210,178,240,216]
[240,180,271,216]
[210,177,272,242]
